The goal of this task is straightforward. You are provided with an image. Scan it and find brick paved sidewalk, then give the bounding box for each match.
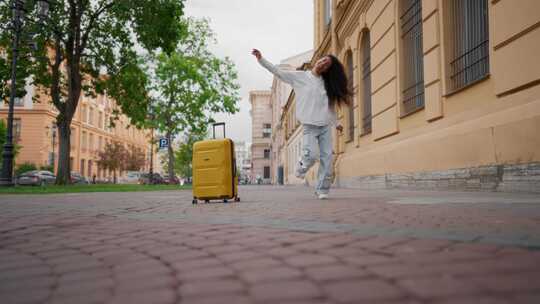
[1,186,539,304]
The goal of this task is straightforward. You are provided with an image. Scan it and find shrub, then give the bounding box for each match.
[15,162,37,176]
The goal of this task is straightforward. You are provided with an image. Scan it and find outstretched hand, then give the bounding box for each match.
[252,49,262,60]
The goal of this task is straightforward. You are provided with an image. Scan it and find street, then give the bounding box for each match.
[1,186,540,303]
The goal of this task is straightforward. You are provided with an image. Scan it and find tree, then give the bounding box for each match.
[15,162,37,177]
[148,18,240,183]
[0,0,187,184]
[124,146,146,171]
[0,120,20,169]
[161,128,206,179]
[96,141,126,184]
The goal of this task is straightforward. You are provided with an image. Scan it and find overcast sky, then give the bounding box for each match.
[184,0,314,144]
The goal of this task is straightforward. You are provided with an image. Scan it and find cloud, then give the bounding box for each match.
[184,0,313,143]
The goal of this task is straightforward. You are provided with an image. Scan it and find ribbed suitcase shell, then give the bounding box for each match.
[192,138,238,202]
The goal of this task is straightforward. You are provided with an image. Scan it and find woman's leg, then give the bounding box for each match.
[316,125,333,194]
[296,124,318,178]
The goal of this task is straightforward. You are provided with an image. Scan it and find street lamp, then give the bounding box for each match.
[0,0,50,186]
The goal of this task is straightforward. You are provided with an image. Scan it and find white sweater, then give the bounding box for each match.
[258,57,337,126]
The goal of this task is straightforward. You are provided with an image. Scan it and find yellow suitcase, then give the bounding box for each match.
[192,123,239,204]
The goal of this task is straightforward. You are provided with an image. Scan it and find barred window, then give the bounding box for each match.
[361,31,372,134]
[324,0,332,28]
[263,166,270,179]
[346,51,355,141]
[264,149,270,159]
[448,0,489,91]
[400,0,425,116]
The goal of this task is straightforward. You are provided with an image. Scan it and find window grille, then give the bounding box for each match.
[361,31,372,134]
[449,0,489,91]
[346,52,355,141]
[324,0,332,27]
[400,0,425,116]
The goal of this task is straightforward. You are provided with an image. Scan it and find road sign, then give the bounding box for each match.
[158,138,169,149]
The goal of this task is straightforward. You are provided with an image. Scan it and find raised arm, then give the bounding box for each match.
[252,49,302,85]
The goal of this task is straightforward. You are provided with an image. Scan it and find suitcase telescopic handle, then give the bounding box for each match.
[212,122,226,139]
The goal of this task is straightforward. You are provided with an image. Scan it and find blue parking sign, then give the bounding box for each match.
[159,138,169,149]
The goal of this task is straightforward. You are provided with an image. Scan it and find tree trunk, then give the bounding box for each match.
[167,131,175,185]
[55,118,71,184]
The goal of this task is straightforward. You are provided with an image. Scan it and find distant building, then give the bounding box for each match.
[234,141,251,183]
[0,86,153,181]
[269,50,313,185]
[249,90,272,184]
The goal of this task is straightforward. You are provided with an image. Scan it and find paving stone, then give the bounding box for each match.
[179,279,244,297]
[323,279,406,302]
[250,280,322,302]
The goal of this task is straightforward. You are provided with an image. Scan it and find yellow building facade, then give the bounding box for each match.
[1,89,152,181]
[309,0,540,192]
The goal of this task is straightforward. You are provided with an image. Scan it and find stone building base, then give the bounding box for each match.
[335,163,540,193]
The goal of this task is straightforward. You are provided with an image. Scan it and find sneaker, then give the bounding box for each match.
[295,164,306,179]
[317,193,329,200]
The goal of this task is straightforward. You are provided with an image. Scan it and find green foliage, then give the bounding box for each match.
[0,120,21,169]
[146,18,240,175]
[96,142,127,183]
[39,164,54,172]
[161,129,207,178]
[15,162,37,177]
[0,184,191,195]
[124,147,146,171]
[0,0,187,184]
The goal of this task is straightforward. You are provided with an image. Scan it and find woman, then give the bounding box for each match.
[252,49,351,199]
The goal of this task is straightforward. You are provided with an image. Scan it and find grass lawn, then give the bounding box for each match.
[0,184,192,194]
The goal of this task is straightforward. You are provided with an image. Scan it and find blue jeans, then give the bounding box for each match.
[297,124,333,194]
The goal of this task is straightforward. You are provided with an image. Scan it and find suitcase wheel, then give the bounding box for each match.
[205,200,210,203]
[234,197,240,202]
[192,199,198,205]
[223,199,228,203]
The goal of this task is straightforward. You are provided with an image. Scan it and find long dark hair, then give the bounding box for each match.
[321,55,352,107]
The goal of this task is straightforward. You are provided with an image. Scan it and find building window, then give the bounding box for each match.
[262,123,271,138]
[81,105,87,123]
[346,51,355,142]
[263,166,270,179]
[88,160,93,177]
[447,0,489,91]
[264,149,270,159]
[13,118,21,141]
[98,136,103,151]
[98,111,103,129]
[70,128,75,148]
[89,133,94,152]
[80,159,85,176]
[360,31,372,134]
[81,131,87,150]
[400,0,425,115]
[324,0,332,28]
[70,157,74,170]
[14,97,24,107]
[89,107,94,125]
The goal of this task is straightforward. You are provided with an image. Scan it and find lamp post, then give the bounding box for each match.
[0,0,50,187]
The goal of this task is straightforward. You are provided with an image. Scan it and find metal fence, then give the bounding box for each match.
[449,0,489,91]
[400,0,425,116]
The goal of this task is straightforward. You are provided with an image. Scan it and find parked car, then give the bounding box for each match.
[163,174,180,185]
[138,173,165,185]
[70,171,89,184]
[119,171,142,184]
[17,170,56,186]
